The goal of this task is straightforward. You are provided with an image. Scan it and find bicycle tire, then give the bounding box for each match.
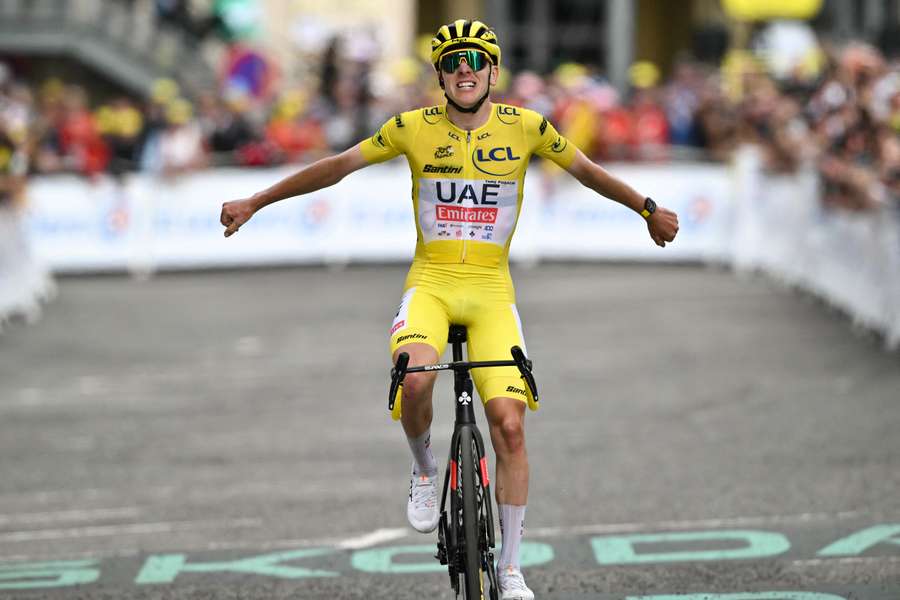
[458,426,484,600]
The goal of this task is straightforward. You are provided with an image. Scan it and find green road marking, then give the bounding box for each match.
[351,544,444,574]
[4,521,900,589]
[591,530,791,564]
[0,560,100,590]
[135,548,339,584]
[351,541,555,574]
[516,541,555,567]
[817,524,900,556]
[626,594,847,600]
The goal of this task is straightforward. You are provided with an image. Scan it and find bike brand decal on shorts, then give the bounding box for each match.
[397,333,428,343]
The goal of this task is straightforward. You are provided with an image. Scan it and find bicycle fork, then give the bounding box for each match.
[435,368,497,595]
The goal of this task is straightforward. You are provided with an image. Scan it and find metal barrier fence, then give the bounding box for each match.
[0,207,55,330]
[3,152,898,348]
[731,146,900,350]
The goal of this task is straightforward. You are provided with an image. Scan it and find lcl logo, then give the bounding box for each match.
[474,147,521,162]
[472,146,521,176]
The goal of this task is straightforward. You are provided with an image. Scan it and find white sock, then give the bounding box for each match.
[407,430,437,477]
[498,504,526,570]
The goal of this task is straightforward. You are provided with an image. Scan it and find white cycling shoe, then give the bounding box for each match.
[406,465,439,533]
[497,565,535,600]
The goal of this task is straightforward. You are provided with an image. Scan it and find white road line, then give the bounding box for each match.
[0,549,142,563]
[0,507,142,526]
[0,488,114,503]
[0,518,262,543]
[0,528,416,562]
[0,478,380,504]
[336,528,410,550]
[527,510,864,538]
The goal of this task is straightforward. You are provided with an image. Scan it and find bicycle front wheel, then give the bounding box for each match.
[458,426,484,600]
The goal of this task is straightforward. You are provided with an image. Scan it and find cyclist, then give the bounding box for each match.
[220,19,679,600]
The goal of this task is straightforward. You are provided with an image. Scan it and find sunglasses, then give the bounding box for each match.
[439,50,490,74]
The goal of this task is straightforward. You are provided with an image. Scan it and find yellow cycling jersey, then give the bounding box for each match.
[359,103,577,268]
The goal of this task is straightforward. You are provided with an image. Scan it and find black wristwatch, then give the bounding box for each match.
[640,197,657,219]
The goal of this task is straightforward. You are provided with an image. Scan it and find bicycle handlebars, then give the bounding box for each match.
[388,346,539,413]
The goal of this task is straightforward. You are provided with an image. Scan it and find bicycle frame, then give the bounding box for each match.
[388,325,539,599]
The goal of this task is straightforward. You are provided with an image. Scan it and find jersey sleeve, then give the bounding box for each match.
[525,110,578,169]
[358,113,407,164]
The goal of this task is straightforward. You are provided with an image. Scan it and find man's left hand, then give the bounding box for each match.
[648,206,679,248]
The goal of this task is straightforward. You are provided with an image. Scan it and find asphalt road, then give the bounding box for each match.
[0,264,898,599]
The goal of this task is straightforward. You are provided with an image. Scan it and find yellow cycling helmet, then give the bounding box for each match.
[430,19,501,70]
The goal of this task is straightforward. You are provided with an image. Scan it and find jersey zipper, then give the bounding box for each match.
[462,129,471,263]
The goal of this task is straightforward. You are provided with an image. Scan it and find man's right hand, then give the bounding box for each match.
[220,198,256,237]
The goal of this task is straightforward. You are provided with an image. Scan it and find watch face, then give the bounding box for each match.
[645,198,657,213]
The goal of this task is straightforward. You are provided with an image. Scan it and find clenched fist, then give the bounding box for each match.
[220,199,256,237]
[647,206,679,248]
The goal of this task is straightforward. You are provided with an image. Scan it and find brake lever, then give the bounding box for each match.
[510,346,539,405]
[388,352,410,412]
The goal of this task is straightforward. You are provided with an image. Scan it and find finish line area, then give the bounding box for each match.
[1,512,898,598]
[1,264,898,599]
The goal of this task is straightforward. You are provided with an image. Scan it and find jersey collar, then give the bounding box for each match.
[442,101,496,137]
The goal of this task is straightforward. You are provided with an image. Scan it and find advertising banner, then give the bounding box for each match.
[23,163,731,272]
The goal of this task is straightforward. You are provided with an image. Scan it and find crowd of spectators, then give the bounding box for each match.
[1,29,898,212]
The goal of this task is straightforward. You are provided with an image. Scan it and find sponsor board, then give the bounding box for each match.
[22,163,734,273]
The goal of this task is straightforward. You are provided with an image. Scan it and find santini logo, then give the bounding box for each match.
[424,164,462,174]
[506,385,526,395]
[397,333,428,343]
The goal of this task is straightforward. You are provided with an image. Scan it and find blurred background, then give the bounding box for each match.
[0,1,898,331]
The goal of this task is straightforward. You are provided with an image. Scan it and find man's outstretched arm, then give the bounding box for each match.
[220,145,370,237]
[564,149,680,247]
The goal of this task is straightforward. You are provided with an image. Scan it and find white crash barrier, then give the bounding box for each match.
[732,147,900,349]
[21,163,732,271]
[14,155,899,347]
[0,207,56,328]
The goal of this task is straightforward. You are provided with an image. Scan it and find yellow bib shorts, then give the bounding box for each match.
[390,261,529,405]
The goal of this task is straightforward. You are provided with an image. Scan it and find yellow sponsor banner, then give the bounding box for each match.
[722,0,823,21]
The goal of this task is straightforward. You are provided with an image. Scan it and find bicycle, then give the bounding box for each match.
[388,324,539,600]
